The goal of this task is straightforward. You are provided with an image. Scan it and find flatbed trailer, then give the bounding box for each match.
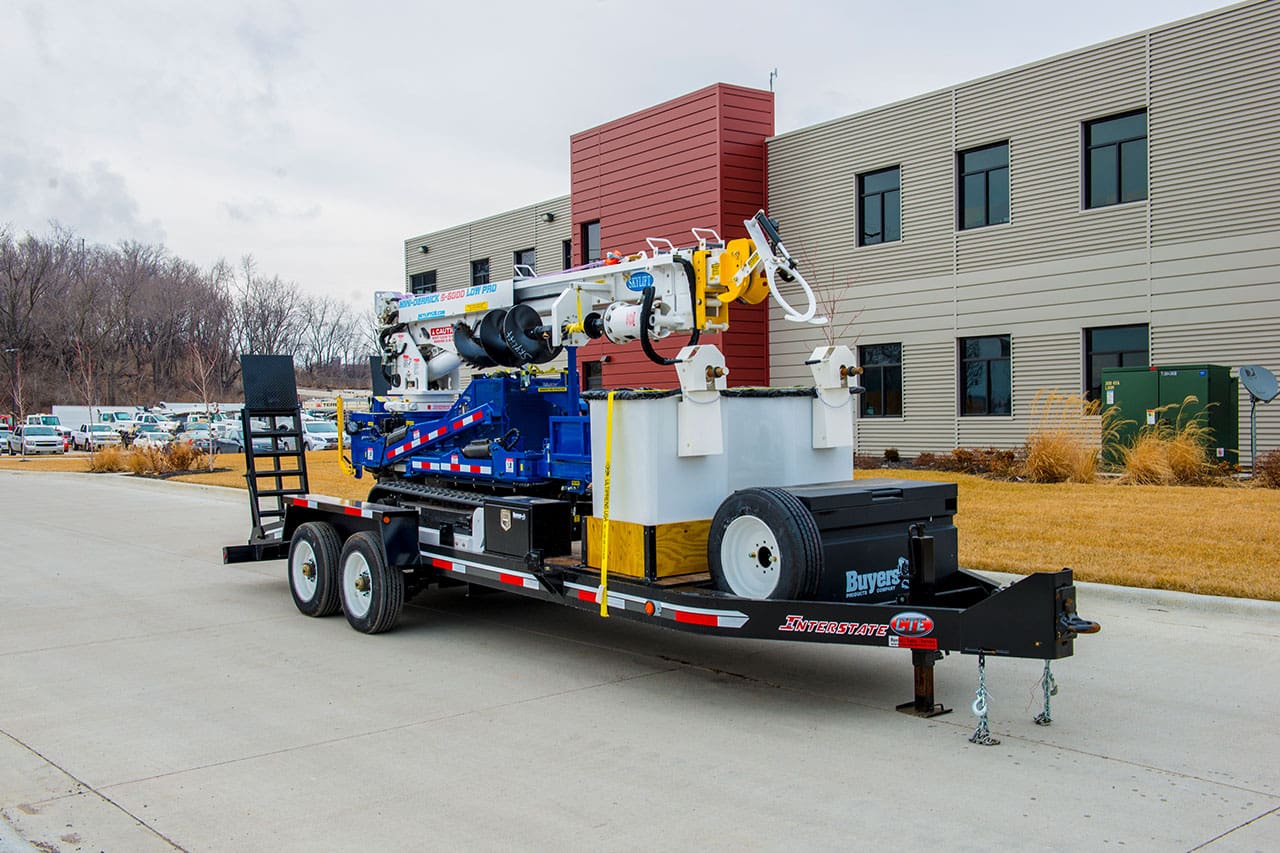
[225,488,1099,742]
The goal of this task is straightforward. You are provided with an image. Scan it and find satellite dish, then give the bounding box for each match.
[1240,365,1278,403]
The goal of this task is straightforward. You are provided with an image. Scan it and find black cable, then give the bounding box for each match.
[638,258,701,366]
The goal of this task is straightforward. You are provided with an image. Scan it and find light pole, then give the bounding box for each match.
[3,347,20,420]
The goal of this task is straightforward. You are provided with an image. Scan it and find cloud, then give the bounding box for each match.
[0,143,166,245]
[221,196,322,224]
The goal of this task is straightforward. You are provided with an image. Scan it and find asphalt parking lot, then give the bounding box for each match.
[1,470,1278,852]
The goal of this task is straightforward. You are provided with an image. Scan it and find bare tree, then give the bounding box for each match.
[187,341,221,471]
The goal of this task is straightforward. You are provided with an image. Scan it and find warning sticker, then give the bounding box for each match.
[464,301,489,313]
[1147,409,1157,425]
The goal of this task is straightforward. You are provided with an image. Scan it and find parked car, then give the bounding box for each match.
[133,428,176,449]
[72,423,123,451]
[134,412,179,433]
[302,420,340,451]
[0,426,11,447]
[7,425,66,455]
[220,423,296,453]
[178,424,240,454]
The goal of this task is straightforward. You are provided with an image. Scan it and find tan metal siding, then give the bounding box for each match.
[955,36,1149,272]
[767,1,1280,459]
[405,195,571,290]
[1151,1,1280,245]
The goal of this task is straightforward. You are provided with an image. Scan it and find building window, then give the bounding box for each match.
[1084,324,1148,402]
[858,343,902,417]
[470,258,490,286]
[562,239,572,270]
[858,166,901,246]
[959,142,1009,230]
[1084,110,1147,209]
[581,220,601,263]
[959,335,1011,416]
[582,360,604,391]
[514,247,536,275]
[409,270,437,294]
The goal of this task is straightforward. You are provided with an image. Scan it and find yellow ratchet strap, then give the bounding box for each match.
[599,390,616,617]
[336,396,356,477]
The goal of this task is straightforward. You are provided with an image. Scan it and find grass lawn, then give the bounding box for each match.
[4,451,1276,601]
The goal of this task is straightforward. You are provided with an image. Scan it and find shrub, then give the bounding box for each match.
[125,446,165,475]
[913,451,941,469]
[87,445,127,472]
[883,447,900,463]
[164,442,208,472]
[1118,396,1222,486]
[1253,449,1280,488]
[1019,390,1113,483]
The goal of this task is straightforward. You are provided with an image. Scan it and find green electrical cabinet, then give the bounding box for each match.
[1101,364,1239,463]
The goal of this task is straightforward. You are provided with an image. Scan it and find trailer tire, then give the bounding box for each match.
[288,522,342,617]
[708,487,823,600]
[338,531,404,634]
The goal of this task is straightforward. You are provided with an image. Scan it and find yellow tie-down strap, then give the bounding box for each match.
[336,396,356,477]
[599,390,616,617]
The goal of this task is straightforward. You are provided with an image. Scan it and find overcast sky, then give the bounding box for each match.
[1,0,1230,306]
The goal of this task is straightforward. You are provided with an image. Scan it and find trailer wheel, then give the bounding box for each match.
[708,487,822,600]
[338,531,404,634]
[288,522,342,617]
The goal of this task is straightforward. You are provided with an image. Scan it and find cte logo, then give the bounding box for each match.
[890,611,934,637]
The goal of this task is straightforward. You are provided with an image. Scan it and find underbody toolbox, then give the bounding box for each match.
[785,479,959,603]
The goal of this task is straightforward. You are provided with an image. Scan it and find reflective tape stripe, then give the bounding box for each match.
[387,410,488,460]
[422,551,539,590]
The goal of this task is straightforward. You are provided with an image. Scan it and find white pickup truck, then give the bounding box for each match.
[25,414,73,442]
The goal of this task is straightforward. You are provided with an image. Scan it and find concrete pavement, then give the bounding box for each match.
[0,470,1277,851]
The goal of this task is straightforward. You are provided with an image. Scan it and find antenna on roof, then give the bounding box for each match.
[769,68,779,92]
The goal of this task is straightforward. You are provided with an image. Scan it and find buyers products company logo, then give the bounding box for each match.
[845,557,910,599]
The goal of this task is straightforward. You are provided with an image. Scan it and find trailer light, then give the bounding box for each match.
[644,601,656,615]
[382,516,391,525]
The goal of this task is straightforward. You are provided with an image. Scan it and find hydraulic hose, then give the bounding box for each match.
[638,257,701,366]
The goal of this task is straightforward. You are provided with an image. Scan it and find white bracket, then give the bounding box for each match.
[808,345,857,449]
[674,344,727,457]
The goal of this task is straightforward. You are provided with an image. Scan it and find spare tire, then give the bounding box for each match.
[708,487,822,600]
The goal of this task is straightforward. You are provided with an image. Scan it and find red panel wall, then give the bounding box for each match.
[570,84,774,389]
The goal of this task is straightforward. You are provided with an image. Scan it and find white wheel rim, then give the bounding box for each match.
[290,540,318,602]
[343,551,373,619]
[721,515,782,599]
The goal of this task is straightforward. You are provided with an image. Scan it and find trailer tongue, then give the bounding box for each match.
[223,213,1099,744]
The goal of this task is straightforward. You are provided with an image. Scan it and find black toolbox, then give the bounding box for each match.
[783,479,959,603]
[483,496,573,558]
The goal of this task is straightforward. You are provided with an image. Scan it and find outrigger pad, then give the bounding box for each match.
[241,354,299,412]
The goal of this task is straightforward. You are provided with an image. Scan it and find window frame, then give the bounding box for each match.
[958,335,1012,417]
[581,220,601,264]
[470,258,490,286]
[581,360,604,391]
[957,141,1010,230]
[562,239,572,271]
[857,166,901,247]
[857,343,903,418]
[1083,109,1148,210]
[513,247,536,276]
[408,270,437,295]
[1082,323,1149,402]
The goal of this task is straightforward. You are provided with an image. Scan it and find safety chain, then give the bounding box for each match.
[1033,660,1058,726]
[969,653,1000,746]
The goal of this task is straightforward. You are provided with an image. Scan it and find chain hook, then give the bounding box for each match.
[969,652,1001,746]
[1033,660,1058,726]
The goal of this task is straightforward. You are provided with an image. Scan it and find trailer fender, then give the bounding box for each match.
[283,496,420,568]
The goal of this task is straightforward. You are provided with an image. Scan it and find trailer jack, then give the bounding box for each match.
[896,649,952,718]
